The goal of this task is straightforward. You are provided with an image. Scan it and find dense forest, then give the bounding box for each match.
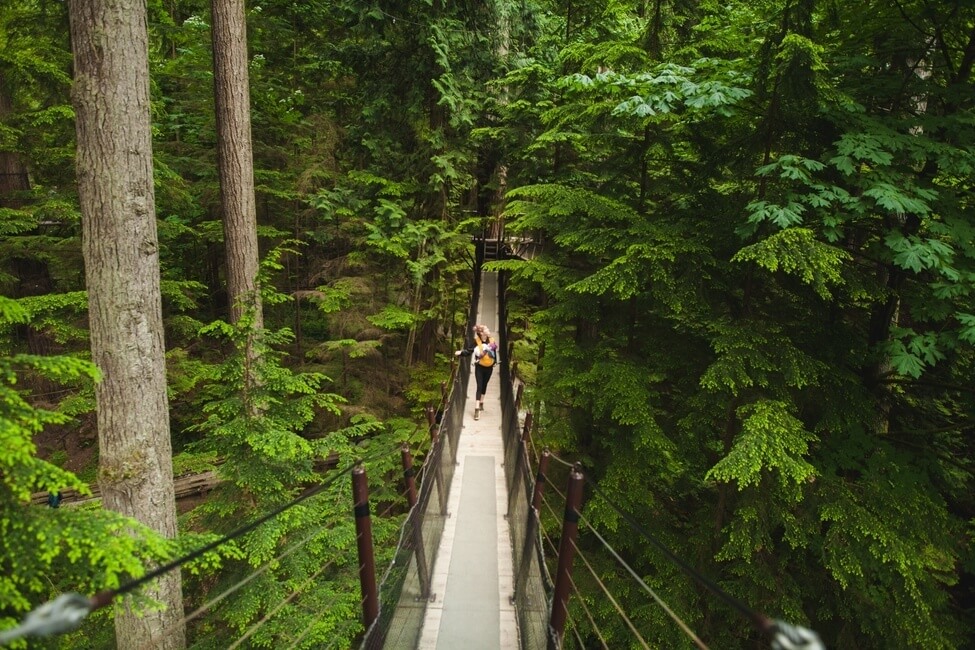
[2,0,974,648]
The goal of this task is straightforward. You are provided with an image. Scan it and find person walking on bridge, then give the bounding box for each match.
[455,324,498,420]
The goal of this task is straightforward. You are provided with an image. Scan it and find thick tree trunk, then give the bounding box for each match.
[68,0,185,647]
[211,0,262,328]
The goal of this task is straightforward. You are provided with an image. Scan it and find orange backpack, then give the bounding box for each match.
[475,337,497,367]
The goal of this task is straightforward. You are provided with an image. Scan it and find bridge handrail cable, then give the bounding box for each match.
[536,458,708,646]
[538,493,611,649]
[543,449,824,649]
[0,440,405,646]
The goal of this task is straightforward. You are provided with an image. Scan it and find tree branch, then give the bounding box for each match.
[887,420,975,437]
[955,22,975,84]
[880,376,975,395]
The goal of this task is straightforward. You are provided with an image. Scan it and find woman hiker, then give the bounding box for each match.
[455,324,498,420]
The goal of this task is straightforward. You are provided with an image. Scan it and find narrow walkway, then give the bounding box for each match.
[417,272,519,649]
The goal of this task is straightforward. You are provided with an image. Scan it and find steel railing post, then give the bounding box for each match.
[548,466,584,650]
[352,465,379,633]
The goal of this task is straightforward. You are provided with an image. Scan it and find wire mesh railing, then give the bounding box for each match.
[496,267,554,650]
[360,360,471,649]
[362,280,478,649]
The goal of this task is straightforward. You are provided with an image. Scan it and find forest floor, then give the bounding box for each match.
[35,411,100,482]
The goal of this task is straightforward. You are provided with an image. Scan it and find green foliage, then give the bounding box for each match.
[0,0,75,179]
[2,0,971,646]
[368,304,418,331]
[183,311,395,647]
[882,327,948,379]
[707,400,817,501]
[191,319,347,492]
[599,62,753,118]
[0,298,95,503]
[320,338,382,360]
[0,296,174,636]
[498,1,975,648]
[884,231,955,276]
[14,292,88,345]
[171,451,219,477]
[308,279,356,315]
[732,227,850,299]
[818,455,959,647]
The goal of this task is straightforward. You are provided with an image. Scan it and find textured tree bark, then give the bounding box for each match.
[68,0,185,647]
[211,0,262,328]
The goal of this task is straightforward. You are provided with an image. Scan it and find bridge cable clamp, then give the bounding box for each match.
[770,619,825,650]
[0,593,92,644]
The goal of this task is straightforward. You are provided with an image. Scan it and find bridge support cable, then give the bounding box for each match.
[155,522,337,644]
[169,457,415,649]
[579,513,709,649]
[400,443,419,508]
[284,614,354,650]
[566,617,589,650]
[225,462,420,650]
[323,619,365,650]
[547,451,825,650]
[399,445,431,596]
[251,474,417,650]
[428,415,449,516]
[227,557,340,650]
[513,449,549,606]
[0,447,410,646]
[569,538,654,650]
[565,572,610,650]
[539,486,609,649]
[536,458,711,649]
[532,450,550,511]
[506,412,534,519]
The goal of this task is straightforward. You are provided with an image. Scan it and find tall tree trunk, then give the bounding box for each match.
[68,0,185,647]
[211,0,262,328]
[0,73,31,202]
[0,73,54,390]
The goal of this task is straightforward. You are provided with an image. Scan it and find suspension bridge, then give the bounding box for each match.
[0,237,823,649]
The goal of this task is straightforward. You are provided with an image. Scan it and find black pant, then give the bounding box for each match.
[474,364,494,401]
